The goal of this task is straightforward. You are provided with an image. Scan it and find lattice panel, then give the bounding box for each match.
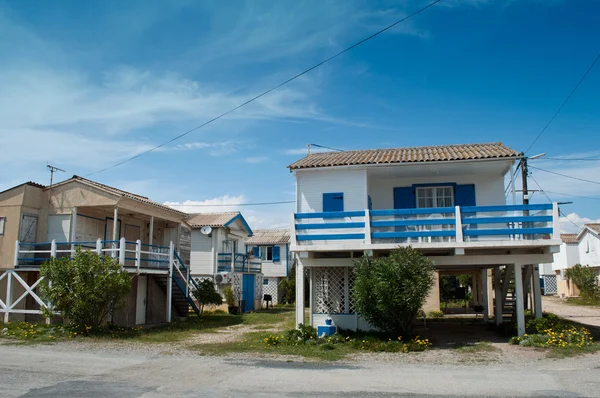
[347,269,356,314]
[255,274,264,300]
[543,275,558,295]
[232,273,243,300]
[314,267,346,314]
[263,279,279,304]
[193,276,213,284]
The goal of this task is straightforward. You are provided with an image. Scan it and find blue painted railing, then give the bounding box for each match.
[294,203,556,245]
[217,252,262,273]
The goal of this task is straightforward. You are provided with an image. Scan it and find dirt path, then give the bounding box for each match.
[543,296,600,327]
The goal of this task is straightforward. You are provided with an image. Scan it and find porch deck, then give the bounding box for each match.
[217,253,262,273]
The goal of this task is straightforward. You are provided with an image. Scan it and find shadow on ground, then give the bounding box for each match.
[415,320,507,349]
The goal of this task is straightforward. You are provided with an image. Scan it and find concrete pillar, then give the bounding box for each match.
[471,273,479,305]
[166,241,174,323]
[494,267,503,325]
[112,208,119,241]
[309,267,314,326]
[481,269,489,322]
[532,264,542,319]
[295,261,305,327]
[70,207,78,252]
[514,264,526,337]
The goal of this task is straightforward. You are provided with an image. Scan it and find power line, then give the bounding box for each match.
[529,174,583,230]
[543,190,600,202]
[529,166,600,186]
[310,143,345,152]
[166,200,295,207]
[542,157,600,162]
[524,52,600,154]
[84,0,441,177]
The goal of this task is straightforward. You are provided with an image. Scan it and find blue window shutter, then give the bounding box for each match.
[323,192,344,212]
[273,246,281,262]
[253,246,260,257]
[455,184,476,207]
[393,187,416,209]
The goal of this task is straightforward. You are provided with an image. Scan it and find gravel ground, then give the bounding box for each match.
[543,296,600,327]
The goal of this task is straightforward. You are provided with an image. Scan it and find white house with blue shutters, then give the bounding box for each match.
[288,142,562,337]
[246,229,292,305]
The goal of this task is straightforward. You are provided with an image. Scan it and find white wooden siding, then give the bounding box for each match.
[551,242,580,271]
[296,169,367,213]
[578,230,600,268]
[190,230,214,275]
[258,244,288,277]
[77,216,106,242]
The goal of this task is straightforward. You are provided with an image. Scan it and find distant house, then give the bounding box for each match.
[186,212,263,312]
[549,234,580,297]
[287,142,562,337]
[246,229,292,305]
[0,176,194,326]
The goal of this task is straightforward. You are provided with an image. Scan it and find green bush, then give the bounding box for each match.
[223,286,236,307]
[192,279,223,314]
[428,310,444,318]
[352,247,435,336]
[566,264,600,300]
[40,248,131,328]
[285,323,316,343]
[526,313,563,334]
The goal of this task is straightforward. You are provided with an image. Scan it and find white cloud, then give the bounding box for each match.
[560,212,600,234]
[165,195,248,214]
[243,157,269,164]
[168,141,242,156]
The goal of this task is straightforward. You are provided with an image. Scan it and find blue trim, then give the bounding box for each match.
[295,211,365,219]
[18,258,49,262]
[462,216,553,225]
[461,204,552,213]
[296,233,364,241]
[296,222,365,230]
[412,182,457,188]
[76,213,105,222]
[103,217,121,242]
[323,192,344,212]
[372,230,455,239]
[371,219,455,227]
[371,207,455,216]
[463,227,553,236]
[224,213,253,236]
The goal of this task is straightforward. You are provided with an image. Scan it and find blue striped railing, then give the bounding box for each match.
[294,203,556,244]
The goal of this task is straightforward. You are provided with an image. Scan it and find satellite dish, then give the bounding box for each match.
[200,226,212,235]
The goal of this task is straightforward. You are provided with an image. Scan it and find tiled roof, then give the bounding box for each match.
[245,229,290,245]
[585,224,600,234]
[288,142,520,170]
[560,234,578,244]
[0,181,46,196]
[185,212,240,228]
[50,176,187,216]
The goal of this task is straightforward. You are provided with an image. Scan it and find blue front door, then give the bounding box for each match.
[242,274,255,313]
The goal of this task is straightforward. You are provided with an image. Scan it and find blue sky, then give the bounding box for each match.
[1,0,599,231]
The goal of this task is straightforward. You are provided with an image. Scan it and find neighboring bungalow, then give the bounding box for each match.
[246,229,292,305]
[0,176,196,326]
[288,142,562,337]
[548,234,580,297]
[186,212,263,312]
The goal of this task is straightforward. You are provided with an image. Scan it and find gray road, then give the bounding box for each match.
[1,345,600,397]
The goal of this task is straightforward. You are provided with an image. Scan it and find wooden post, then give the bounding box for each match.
[149,216,154,246]
[494,267,502,326]
[70,207,78,253]
[4,271,12,323]
[289,213,297,250]
[112,208,119,257]
[309,266,314,327]
[552,202,560,240]
[514,264,526,337]
[166,241,174,322]
[296,261,304,328]
[532,264,542,319]
[364,209,372,245]
[481,268,489,322]
[50,240,57,259]
[135,239,141,271]
[186,266,190,298]
[119,237,126,265]
[455,206,463,243]
[96,239,102,255]
[14,240,20,267]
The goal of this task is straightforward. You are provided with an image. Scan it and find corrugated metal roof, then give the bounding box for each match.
[185,212,240,228]
[560,234,578,244]
[245,229,290,245]
[49,176,187,216]
[288,142,520,170]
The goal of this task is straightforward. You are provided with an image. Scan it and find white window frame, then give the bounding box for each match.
[416,186,454,209]
[261,246,273,262]
[0,216,5,235]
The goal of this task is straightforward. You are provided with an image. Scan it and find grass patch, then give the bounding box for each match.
[566,297,600,308]
[546,342,600,359]
[454,341,498,353]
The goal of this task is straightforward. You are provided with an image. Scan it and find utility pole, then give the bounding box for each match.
[520,157,529,205]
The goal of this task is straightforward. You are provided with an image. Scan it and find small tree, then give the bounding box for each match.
[566,264,599,300]
[193,279,223,314]
[40,248,131,328]
[353,247,435,336]
[280,267,296,305]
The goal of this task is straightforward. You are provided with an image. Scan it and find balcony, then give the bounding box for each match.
[292,203,560,252]
[217,253,262,273]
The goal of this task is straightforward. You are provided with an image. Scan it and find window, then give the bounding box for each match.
[263,278,269,285]
[323,192,344,212]
[416,186,454,208]
[261,246,273,261]
[0,217,5,235]
[223,240,236,254]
